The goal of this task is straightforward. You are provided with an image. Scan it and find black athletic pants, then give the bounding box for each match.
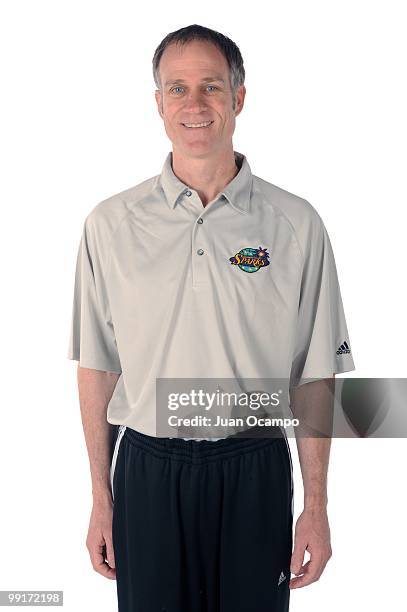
[111,425,293,612]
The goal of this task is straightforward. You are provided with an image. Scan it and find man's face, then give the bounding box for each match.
[155,40,245,159]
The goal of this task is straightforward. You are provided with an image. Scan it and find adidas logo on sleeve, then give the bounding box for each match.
[336,340,351,355]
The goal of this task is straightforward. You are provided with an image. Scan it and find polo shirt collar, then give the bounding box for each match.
[159,150,253,214]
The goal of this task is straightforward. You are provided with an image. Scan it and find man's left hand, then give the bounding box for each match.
[289,507,332,588]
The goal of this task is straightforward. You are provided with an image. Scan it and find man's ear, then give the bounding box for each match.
[234,84,246,118]
[155,90,163,119]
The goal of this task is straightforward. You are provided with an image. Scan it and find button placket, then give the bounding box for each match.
[191,201,210,287]
[187,191,223,287]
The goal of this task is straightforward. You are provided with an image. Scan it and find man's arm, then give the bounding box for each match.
[289,375,335,589]
[77,365,121,580]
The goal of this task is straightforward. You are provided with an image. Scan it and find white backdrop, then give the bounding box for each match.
[1,1,406,610]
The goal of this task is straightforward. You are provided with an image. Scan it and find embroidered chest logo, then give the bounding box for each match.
[229,246,270,273]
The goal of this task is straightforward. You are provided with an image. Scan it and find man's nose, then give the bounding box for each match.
[183,90,208,112]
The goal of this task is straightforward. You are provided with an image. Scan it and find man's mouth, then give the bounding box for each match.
[181,120,214,129]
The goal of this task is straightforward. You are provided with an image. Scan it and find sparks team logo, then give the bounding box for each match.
[229,246,270,273]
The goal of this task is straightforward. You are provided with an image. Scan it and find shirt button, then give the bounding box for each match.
[197,218,203,224]
[185,190,192,197]
[197,249,204,256]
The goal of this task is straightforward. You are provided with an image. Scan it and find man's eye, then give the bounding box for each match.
[170,85,218,94]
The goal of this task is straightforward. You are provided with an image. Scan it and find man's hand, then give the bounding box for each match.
[86,496,116,580]
[289,506,332,588]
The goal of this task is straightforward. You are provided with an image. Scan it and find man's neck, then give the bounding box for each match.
[171,148,239,207]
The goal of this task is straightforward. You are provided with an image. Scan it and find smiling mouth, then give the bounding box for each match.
[181,120,214,129]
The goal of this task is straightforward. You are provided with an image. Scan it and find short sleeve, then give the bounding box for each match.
[290,213,355,387]
[67,216,122,373]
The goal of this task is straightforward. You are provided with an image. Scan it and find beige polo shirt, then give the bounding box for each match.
[67,150,355,438]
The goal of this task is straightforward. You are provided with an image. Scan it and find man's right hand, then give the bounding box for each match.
[86,496,116,580]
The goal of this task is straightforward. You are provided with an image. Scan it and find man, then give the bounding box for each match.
[68,24,355,612]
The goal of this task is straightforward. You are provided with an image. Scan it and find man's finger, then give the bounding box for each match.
[290,540,307,575]
[289,555,323,588]
[296,559,311,575]
[105,536,116,569]
[89,542,116,580]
